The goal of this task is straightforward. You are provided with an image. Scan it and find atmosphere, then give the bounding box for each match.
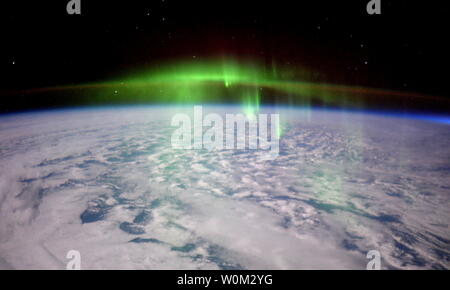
[1,1,449,112]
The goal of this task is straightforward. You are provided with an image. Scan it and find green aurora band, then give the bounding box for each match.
[8,57,447,115]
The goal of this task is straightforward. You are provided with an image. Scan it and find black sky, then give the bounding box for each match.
[1,0,449,112]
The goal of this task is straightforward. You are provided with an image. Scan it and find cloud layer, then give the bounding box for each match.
[0,107,449,269]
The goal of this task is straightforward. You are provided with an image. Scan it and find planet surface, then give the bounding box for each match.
[0,106,449,269]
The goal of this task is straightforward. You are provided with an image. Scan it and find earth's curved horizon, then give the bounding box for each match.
[0,105,449,269]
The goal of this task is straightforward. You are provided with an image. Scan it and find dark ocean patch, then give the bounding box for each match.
[119,222,145,235]
[426,231,450,245]
[133,210,152,225]
[171,243,196,253]
[304,198,360,215]
[19,172,57,183]
[434,248,450,263]
[287,186,300,194]
[391,228,417,245]
[273,195,301,201]
[418,191,434,196]
[106,157,121,162]
[77,159,108,169]
[150,199,162,209]
[374,214,401,223]
[80,196,112,224]
[304,198,401,223]
[60,178,85,189]
[429,223,448,228]
[341,239,359,251]
[36,151,91,167]
[431,263,447,270]
[129,238,164,244]
[349,193,372,200]
[279,216,291,229]
[386,191,403,198]
[393,240,427,267]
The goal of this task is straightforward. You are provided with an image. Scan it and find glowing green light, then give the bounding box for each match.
[242,88,260,120]
[12,56,438,112]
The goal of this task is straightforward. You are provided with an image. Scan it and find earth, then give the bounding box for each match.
[0,106,449,269]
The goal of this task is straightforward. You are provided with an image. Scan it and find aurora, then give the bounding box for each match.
[5,57,447,115]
